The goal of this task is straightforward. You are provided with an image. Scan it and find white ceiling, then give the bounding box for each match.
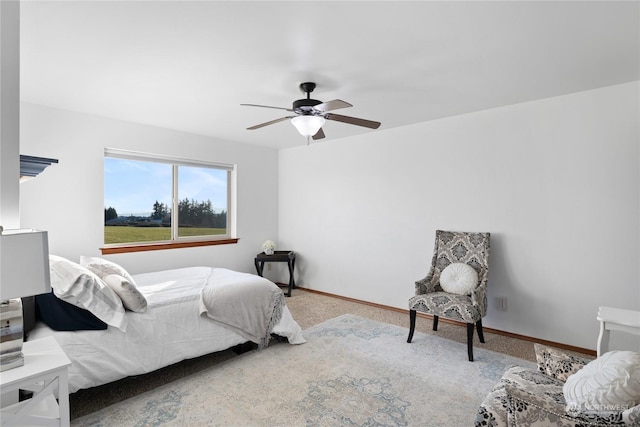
[19,1,640,150]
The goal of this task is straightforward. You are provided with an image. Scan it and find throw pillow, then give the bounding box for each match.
[563,350,640,413]
[35,291,108,331]
[102,274,148,313]
[49,255,127,332]
[439,262,478,295]
[79,256,137,287]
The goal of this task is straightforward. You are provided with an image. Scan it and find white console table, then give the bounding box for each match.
[597,306,640,356]
[0,336,71,426]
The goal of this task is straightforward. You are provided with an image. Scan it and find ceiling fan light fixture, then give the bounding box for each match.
[291,115,325,137]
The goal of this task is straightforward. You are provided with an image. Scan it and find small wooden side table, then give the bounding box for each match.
[0,336,72,426]
[255,251,296,297]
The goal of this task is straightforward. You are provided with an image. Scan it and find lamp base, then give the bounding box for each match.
[0,298,24,371]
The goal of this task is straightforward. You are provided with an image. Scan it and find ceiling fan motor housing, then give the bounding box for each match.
[292,82,324,115]
[293,98,323,115]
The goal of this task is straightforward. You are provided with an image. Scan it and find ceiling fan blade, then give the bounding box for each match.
[312,128,326,140]
[314,99,353,113]
[325,113,381,129]
[241,103,294,112]
[247,116,294,130]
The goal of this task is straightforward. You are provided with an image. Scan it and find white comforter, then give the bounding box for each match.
[29,267,305,393]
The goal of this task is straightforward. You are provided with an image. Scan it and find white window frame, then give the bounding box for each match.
[102,148,237,252]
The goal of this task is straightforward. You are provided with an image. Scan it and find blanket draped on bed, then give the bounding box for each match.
[199,269,284,349]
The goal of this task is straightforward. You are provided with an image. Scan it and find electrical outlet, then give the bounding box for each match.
[495,297,508,311]
[267,263,272,271]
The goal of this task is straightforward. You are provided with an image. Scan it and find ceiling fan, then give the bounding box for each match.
[241,82,381,141]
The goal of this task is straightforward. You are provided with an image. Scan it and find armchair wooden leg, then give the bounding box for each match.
[407,310,416,343]
[432,315,439,331]
[476,319,485,343]
[467,323,474,362]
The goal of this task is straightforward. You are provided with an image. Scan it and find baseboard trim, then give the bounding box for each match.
[296,287,596,357]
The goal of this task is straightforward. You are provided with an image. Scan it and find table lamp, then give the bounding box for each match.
[0,227,51,371]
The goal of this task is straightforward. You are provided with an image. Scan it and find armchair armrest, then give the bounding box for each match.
[415,270,437,295]
[504,384,577,427]
[470,282,488,316]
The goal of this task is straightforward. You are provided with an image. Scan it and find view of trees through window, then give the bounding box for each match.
[104,155,231,245]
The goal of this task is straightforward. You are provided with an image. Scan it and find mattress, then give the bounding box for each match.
[29,266,305,393]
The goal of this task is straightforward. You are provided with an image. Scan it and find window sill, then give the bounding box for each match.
[100,238,239,255]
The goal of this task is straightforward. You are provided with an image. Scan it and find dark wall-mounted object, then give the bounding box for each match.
[20,155,58,179]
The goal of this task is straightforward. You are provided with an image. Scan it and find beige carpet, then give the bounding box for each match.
[285,289,540,361]
[69,288,587,420]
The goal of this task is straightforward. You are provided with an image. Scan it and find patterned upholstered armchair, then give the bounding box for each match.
[475,344,640,426]
[407,230,491,361]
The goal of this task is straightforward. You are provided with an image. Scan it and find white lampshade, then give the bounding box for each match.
[0,229,51,300]
[291,115,326,137]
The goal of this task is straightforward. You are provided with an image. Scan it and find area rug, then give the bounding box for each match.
[72,314,535,426]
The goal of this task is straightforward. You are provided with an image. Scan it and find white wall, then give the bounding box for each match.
[19,103,279,276]
[0,0,20,229]
[278,82,640,351]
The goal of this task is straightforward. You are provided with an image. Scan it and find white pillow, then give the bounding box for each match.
[564,351,640,413]
[49,255,128,332]
[80,256,137,286]
[102,274,148,313]
[439,262,478,295]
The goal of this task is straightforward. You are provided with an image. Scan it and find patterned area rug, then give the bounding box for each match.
[72,314,534,426]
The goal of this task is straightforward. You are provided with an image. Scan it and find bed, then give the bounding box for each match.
[27,256,305,393]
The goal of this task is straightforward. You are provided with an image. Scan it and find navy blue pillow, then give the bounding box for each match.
[35,291,107,331]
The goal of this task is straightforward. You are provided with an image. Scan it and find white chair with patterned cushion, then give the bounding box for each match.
[407,230,491,362]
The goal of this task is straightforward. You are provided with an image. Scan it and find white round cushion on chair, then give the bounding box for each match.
[439,263,478,295]
[563,350,640,411]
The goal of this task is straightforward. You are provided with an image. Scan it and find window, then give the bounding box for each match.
[102,149,236,254]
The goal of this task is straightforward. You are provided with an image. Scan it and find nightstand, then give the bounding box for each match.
[255,250,296,297]
[0,336,72,426]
